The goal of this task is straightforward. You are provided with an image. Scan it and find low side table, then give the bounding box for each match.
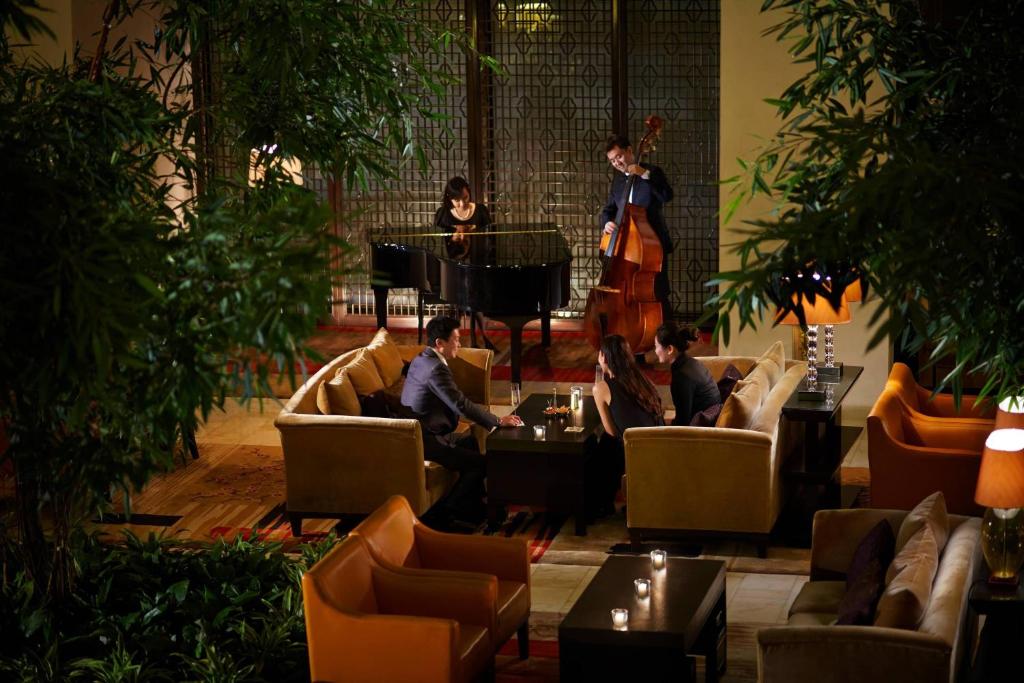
[968,573,1024,682]
[558,556,727,682]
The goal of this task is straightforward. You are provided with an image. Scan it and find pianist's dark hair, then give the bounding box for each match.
[425,315,460,348]
[442,176,472,210]
[605,134,631,153]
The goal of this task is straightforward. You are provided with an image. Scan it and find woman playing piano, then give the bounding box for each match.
[434,177,496,350]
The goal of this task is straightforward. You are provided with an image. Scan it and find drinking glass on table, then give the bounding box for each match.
[510,382,521,416]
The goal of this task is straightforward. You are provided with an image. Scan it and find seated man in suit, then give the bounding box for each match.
[402,315,523,526]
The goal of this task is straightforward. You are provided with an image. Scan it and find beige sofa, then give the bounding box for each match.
[275,337,493,535]
[623,349,806,557]
[758,507,981,683]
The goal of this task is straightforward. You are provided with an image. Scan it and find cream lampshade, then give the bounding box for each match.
[975,428,1024,584]
[776,292,851,393]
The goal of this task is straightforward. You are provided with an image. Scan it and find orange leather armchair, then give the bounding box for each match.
[867,388,990,515]
[302,534,496,683]
[886,362,995,421]
[351,495,531,659]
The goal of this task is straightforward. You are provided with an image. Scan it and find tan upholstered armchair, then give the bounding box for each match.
[275,340,493,535]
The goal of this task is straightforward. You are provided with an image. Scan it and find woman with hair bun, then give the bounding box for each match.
[654,322,720,425]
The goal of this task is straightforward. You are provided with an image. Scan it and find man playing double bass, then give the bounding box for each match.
[599,134,674,323]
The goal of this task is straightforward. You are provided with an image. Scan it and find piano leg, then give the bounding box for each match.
[541,309,552,347]
[372,286,390,330]
[491,315,533,386]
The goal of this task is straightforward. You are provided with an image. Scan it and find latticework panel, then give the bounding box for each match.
[627,0,720,321]
[487,0,612,318]
[333,3,468,318]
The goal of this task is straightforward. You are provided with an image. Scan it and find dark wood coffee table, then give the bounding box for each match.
[559,556,727,682]
[485,393,603,535]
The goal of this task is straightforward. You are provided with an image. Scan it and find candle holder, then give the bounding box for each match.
[533,424,546,440]
[610,608,629,629]
[634,578,651,599]
[570,385,583,410]
[650,549,667,570]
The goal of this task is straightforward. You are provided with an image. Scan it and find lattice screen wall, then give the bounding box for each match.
[313,0,719,322]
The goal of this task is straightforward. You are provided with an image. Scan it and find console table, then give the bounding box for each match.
[781,365,863,510]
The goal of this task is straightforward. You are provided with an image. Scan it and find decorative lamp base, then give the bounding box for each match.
[986,573,1020,588]
[816,362,843,379]
[798,389,827,401]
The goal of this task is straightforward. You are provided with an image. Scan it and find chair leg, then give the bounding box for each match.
[517,620,530,660]
[756,539,768,559]
[288,513,303,537]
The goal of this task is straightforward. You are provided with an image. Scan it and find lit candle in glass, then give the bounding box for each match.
[533,424,546,440]
[650,549,667,570]
[634,578,651,599]
[570,385,583,410]
[610,608,628,629]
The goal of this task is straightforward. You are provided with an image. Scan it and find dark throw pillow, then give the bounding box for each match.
[835,519,896,625]
[359,390,413,419]
[689,402,723,427]
[716,364,744,404]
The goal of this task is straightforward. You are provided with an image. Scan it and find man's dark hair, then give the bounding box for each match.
[605,134,631,153]
[425,316,460,348]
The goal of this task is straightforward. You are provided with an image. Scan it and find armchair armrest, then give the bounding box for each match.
[451,347,493,406]
[809,508,908,580]
[757,625,951,683]
[414,524,531,584]
[868,436,983,515]
[372,564,497,632]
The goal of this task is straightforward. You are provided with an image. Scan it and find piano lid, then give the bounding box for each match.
[369,223,571,269]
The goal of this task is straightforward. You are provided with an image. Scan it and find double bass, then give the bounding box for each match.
[583,115,665,352]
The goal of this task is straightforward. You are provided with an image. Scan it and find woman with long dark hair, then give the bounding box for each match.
[434,176,495,350]
[655,322,720,425]
[590,334,664,515]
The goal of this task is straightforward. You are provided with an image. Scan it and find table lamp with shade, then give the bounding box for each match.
[975,427,1024,585]
[776,289,851,400]
[996,396,1024,430]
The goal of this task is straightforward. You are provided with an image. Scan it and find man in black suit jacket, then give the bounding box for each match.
[599,134,675,321]
[401,316,523,524]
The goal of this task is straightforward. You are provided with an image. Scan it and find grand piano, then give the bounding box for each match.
[369,223,572,384]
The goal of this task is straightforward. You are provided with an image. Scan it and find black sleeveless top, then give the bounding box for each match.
[607,377,664,437]
[434,204,493,262]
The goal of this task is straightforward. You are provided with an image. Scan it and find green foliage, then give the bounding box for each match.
[0,0,481,594]
[708,0,1024,402]
[0,532,342,682]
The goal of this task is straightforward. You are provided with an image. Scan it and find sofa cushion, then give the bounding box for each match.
[316,368,362,416]
[894,491,949,561]
[756,341,785,386]
[342,349,386,396]
[787,611,836,627]
[788,580,846,617]
[718,377,763,429]
[836,519,895,625]
[716,363,744,404]
[757,339,786,387]
[367,328,405,387]
[874,525,939,629]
